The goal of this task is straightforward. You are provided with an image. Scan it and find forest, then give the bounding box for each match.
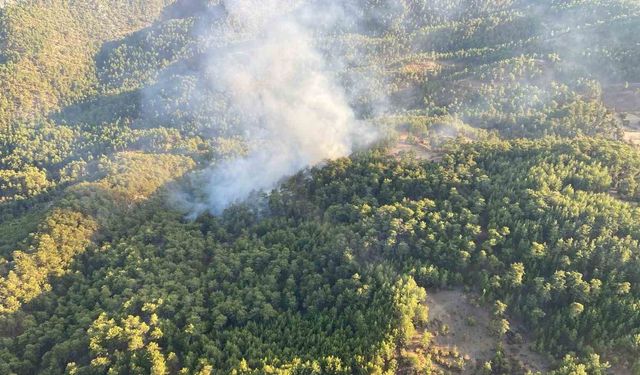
[1,0,640,374]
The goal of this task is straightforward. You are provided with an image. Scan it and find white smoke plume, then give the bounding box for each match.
[186,0,377,215]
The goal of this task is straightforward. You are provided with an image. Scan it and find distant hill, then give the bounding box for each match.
[1,1,640,374]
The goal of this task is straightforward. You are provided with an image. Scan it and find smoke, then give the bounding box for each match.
[166,0,640,216]
[181,0,378,216]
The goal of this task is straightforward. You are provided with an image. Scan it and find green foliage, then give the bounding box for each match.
[0,152,194,314]
[1,0,640,374]
[0,0,172,130]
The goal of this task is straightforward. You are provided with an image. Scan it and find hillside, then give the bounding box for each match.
[1,0,640,374]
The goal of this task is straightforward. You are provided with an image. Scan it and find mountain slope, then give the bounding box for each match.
[1,1,640,374]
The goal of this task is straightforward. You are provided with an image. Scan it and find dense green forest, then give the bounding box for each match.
[1,0,640,374]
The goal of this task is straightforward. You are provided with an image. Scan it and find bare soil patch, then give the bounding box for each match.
[400,288,550,374]
[399,60,440,75]
[389,133,442,161]
[602,84,640,147]
[622,113,640,146]
[603,83,640,113]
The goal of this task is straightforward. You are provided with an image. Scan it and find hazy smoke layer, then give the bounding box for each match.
[192,0,375,215]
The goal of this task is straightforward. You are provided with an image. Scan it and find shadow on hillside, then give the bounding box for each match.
[48,0,233,130]
[0,172,189,333]
[0,173,199,375]
[160,0,225,20]
[48,90,141,126]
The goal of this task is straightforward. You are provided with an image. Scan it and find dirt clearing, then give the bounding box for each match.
[622,113,640,146]
[389,132,442,161]
[399,288,550,374]
[603,83,640,147]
